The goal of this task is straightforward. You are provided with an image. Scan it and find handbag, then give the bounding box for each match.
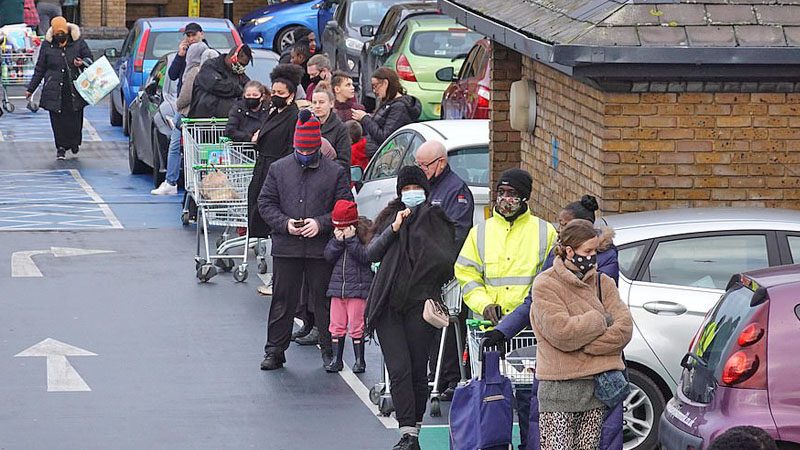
[593,273,631,408]
[423,297,449,329]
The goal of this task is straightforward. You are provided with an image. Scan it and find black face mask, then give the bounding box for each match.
[570,253,597,277]
[271,95,289,109]
[309,75,322,85]
[245,98,261,109]
[53,34,68,45]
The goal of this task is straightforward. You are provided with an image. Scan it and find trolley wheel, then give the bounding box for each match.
[369,383,385,405]
[430,397,441,417]
[197,264,217,282]
[258,259,268,274]
[4,102,15,113]
[378,396,394,417]
[215,258,235,272]
[195,258,206,270]
[181,211,190,225]
[233,266,248,282]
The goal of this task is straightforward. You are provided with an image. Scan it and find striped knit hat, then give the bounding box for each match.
[294,109,322,152]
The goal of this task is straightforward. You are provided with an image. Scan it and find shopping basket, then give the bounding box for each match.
[466,319,537,387]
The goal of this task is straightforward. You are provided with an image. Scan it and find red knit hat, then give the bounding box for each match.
[294,109,322,152]
[332,200,359,227]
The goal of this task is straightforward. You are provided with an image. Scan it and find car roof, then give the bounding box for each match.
[141,17,233,31]
[399,120,489,150]
[406,16,465,30]
[251,48,280,60]
[741,264,800,289]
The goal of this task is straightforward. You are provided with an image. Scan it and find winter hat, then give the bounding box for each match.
[293,109,322,152]
[332,200,359,227]
[185,41,209,69]
[51,16,68,34]
[496,168,532,200]
[396,165,430,196]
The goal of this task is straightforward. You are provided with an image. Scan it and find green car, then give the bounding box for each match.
[381,17,481,120]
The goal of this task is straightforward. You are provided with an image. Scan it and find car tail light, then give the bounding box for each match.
[722,351,760,385]
[133,28,150,73]
[738,323,764,347]
[396,54,416,82]
[719,305,769,389]
[231,27,243,46]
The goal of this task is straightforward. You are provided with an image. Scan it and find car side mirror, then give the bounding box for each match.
[144,81,158,96]
[326,20,338,30]
[436,66,456,82]
[360,25,375,38]
[104,48,119,59]
[351,165,364,183]
[371,45,386,57]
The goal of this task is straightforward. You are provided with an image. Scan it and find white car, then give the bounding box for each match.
[352,119,490,223]
[602,207,800,450]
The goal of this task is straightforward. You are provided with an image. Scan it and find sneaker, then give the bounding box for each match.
[71,146,79,155]
[256,283,273,296]
[392,435,420,450]
[295,327,319,346]
[260,353,285,371]
[56,148,66,160]
[151,181,178,195]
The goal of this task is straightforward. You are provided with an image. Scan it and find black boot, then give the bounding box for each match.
[325,337,345,373]
[295,327,319,346]
[352,339,366,373]
[392,434,420,450]
[260,352,285,371]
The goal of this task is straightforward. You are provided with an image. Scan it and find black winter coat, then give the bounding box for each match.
[258,153,353,259]
[362,95,422,159]
[188,55,249,118]
[225,100,269,142]
[247,102,299,238]
[27,24,92,113]
[320,113,352,180]
[324,236,374,299]
[365,199,457,333]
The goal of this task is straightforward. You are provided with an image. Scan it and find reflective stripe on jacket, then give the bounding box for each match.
[455,212,557,316]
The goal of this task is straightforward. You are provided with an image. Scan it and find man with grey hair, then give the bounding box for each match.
[305,53,332,98]
[415,139,474,402]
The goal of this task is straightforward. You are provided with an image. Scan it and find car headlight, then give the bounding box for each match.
[345,37,364,51]
[249,16,274,27]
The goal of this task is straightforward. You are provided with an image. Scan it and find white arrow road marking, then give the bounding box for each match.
[11,247,115,277]
[15,338,97,392]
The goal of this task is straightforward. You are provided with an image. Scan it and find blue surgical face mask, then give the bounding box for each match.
[295,150,318,167]
[401,189,426,208]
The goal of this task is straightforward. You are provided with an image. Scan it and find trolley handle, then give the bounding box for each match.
[181,117,230,125]
[478,337,506,362]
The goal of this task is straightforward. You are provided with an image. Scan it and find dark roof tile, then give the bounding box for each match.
[785,26,800,45]
[706,5,757,25]
[756,5,800,25]
[571,26,641,46]
[657,4,709,26]
[638,26,689,46]
[735,25,788,46]
[686,25,737,46]
[602,4,661,26]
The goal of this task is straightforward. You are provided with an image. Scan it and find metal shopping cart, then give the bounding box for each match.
[0,33,40,116]
[466,319,537,388]
[428,278,468,417]
[182,118,257,282]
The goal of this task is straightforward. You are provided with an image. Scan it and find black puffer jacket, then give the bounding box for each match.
[324,235,374,299]
[320,113,352,180]
[189,55,249,118]
[362,95,421,159]
[225,99,269,142]
[27,23,92,113]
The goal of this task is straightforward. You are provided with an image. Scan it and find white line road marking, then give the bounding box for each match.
[15,338,97,392]
[11,247,115,277]
[338,361,398,429]
[82,118,101,141]
[69,169,123,229]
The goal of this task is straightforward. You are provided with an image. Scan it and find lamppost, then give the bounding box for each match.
[224,0,234,22]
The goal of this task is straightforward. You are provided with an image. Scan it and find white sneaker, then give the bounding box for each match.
[151,181,178,195]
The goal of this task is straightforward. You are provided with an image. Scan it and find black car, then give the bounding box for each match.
[321,0,403,90]
[128,53,178,187]
[357,0,438,111]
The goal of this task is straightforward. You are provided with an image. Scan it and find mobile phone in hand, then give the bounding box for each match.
[293,220,307,228]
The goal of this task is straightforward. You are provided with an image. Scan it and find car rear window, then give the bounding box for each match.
[146,32,235,59]
[349,0,397,26]
[246,57,278,86]
[449,146,489,187]
[680,285,761,403]
[410,29,481,59]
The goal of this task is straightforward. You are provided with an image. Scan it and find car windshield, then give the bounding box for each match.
[146,31,234,59]
[348,0,397,27]
[245,57,279,85]
[680,285,761,403]
[410,29,481,59]
[448,146,489,187]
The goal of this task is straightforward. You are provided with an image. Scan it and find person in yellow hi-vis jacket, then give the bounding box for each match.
[455,168,558,323]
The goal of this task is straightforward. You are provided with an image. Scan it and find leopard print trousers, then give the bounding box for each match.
[539,407,605,450]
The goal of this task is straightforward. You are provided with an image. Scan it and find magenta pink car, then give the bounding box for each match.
[659,264,800,449]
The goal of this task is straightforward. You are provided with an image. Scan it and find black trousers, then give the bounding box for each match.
[265,257,333,356]
[376,302,436,428]
[49,107,83,150]
[429,303,469,390]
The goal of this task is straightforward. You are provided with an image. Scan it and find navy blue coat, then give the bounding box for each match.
[429,165,474,246]
[324,236,374,299]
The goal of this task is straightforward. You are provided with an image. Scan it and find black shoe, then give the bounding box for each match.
[71,146,79,155]
[56,147,66,160]
[325,337,345,373]
[352,339,366,374]
[392,434,420,450]
[260,353,285,371]
[295,327,319,346]
[439,386,456,402]
[321,347,334,368]
[291,324,313,341]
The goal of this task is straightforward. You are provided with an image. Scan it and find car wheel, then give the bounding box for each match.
[128,132,149,175]
[151,130,165,188]
[110,95,123,126]
[623,368,666,450]
[275,26,309,53]
[123,108,131,136]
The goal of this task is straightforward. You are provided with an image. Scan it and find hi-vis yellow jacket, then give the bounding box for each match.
[455,212,558,316]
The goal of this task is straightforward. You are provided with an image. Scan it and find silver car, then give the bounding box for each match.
[601,207,800,449]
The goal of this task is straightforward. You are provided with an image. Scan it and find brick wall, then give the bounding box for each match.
[126,0,265,26]
[82,0,127,35]
[488,42,522,192]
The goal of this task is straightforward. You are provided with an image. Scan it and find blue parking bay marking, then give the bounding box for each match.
[0,170,123,230]
[0,106,124,142]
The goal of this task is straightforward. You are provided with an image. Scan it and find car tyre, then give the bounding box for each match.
[624,368,665,450]
[128,132,149,175]
[110,95,123,126]
[123,108,131,136]
[275,26,309,53]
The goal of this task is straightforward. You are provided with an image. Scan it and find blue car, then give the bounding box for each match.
[105,17,241,135]
[238,0,336,52]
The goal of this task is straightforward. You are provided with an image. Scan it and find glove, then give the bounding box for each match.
[482,329,506,349]
[482,304,502,325]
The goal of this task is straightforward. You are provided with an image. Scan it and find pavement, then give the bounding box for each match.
[0,95,495,449]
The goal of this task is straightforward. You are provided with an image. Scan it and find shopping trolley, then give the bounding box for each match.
[428,278,468,417]
[466,319,537,388]
[182,118,257,283]
[0,31,40,115]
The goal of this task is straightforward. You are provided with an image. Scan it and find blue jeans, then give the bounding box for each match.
[166,112,183,185]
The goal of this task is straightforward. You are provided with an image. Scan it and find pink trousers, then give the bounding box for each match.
[329,297,366,339]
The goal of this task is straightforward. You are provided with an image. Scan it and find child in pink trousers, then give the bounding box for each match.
[323,199,374,373]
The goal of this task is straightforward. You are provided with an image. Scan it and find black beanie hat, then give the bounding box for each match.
[497,168,533,200]
[396,165,430,196]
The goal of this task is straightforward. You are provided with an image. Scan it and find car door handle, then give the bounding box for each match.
[643,301,687,316]
[374,189,382,197]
